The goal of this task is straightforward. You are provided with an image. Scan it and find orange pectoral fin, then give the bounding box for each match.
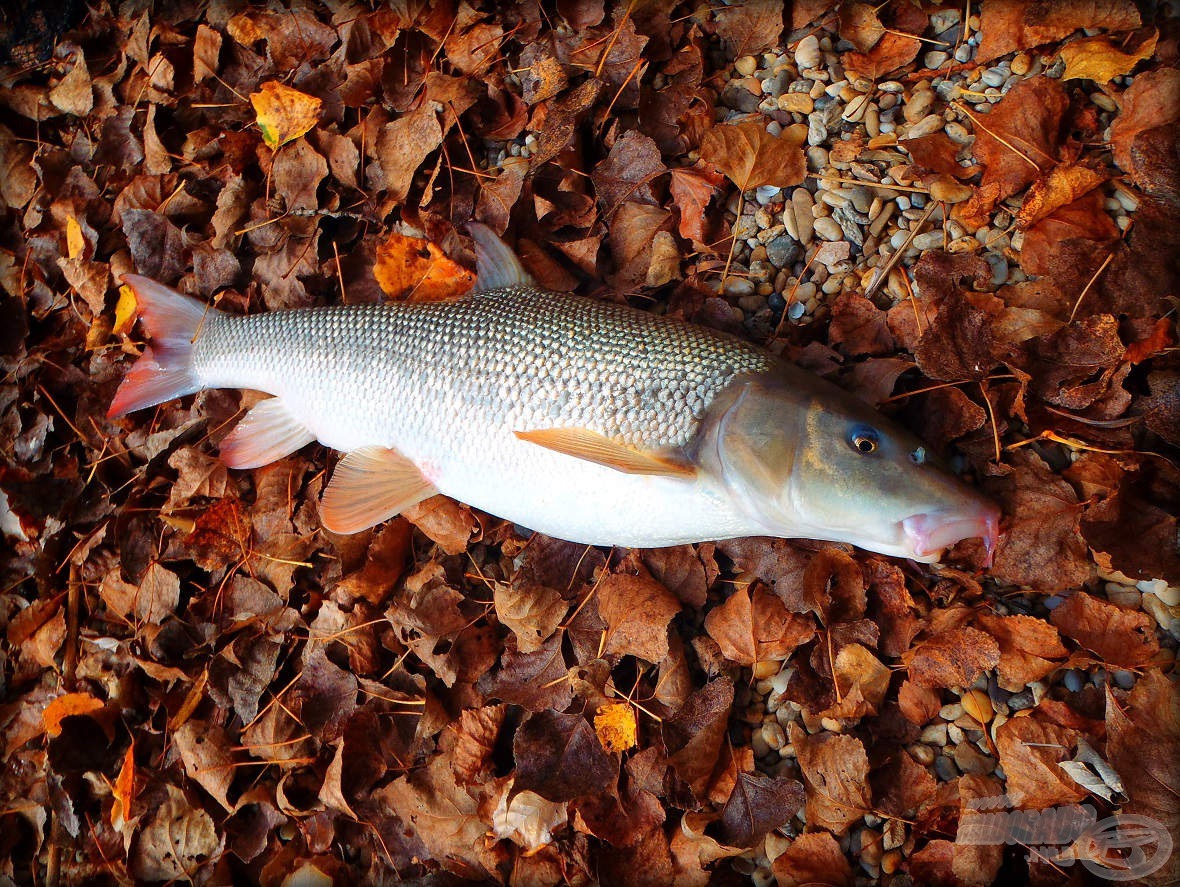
[514,427,696,478]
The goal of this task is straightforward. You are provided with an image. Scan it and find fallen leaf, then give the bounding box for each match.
[598,572,681,663]
[131,784,220,881]
[592,130,666,214]
[905,627,1000,689]
[974,613,1068,691]
[377,104,444,203]
[700,121,807,192]
[514,709,616,802]
[771,830,854,886]
[491,781,567,853]
[841,2,926,78]
[663,678,734,796]
[971,77,1069,201]
[976,0,1140,63]
[898,679,943,726]
[1060,30,1158,83]
[594,702,638,754]
[994,716,1085,809]
[713,0,784,58]
[719,771,804,847]
[373,231,475,302]
[790,724,871,836]
[1016,163,1108,230]
[250,81,322,150]
[42,692,104,737]
[1049,591,1160,668]
[704,586,815,667]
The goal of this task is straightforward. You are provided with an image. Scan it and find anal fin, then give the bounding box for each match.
[219,398,316,469]
[514,427,696,478]
[320,445,437,534]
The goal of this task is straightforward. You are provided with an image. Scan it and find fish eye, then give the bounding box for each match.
[910,446,927,465]
[848,425,880,455]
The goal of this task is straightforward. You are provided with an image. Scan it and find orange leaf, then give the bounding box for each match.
[111,742,136,829]
[250,81,322,150]
[1059,30,1157,84]
[594,702,638,753]
[373,231,475,302]
[43,692,104,737]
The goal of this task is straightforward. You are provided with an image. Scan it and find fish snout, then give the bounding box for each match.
[901,504,1001,565]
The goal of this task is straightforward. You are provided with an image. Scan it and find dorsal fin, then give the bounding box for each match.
[468,221,535,292]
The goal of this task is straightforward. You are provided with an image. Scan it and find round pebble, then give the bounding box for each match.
[795,35,821,70]
[814,216,843,241]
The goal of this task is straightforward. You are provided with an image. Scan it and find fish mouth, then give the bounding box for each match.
[901,506,1001,566]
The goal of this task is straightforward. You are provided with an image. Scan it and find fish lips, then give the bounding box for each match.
[901,506,1001,565]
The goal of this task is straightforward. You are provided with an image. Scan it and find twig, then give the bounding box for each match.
[864,201,937,300]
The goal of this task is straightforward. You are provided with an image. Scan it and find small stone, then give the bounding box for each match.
[881,849,903,875]
[766,235,803,268]
[1011,52,1031,75]
[920,723,948,746]
[794,35,821,70]
[778,92,814,114]
[981,67,1007,88]
[930,179,973,203]
[934,756,958,781]
[954,42,974,63]
[724,277,755,297]
[912,231,944,250]
[908,113,944,138]
[786,300,806,321]
[903,86,934,123]
[924,50,949,69]
[1113,669,1136,690]
[790,188,816,244]
[1007,690,1035,712]
[807,113,828,146]
[755,185,781,205]
[944,121,972,144]
[954,741,994,775]
[814,216,843,241]
[735,55,758,76]
[762,721,786,750]
[947,235,981,254]
[910,743,935,765]
[1063,670,1085,693]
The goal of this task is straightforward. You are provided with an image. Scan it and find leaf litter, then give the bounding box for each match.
[0,2,1177,885]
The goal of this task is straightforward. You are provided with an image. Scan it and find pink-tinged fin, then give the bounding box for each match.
[219,398,316,469]
[468,221,534,292]
[514,427,697,478]
[320,445,438,534]
[107,275,217,418]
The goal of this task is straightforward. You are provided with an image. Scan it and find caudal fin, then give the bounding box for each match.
[107,275,214,418]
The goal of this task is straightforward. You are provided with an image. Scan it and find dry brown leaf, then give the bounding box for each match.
[771,830,854,886]
[904,627,1000,689]
[704,586,815,666]
[976,0,1140,63]
[994,716,1085,809]
[974,612,1068,691]
[1049,591,1160,668]
[42,692,104,738]
[1016,163,1108,230]
[597,572,681,663]
[790,724,871,836]
[700,121,807,191]
[971,77,1069,200]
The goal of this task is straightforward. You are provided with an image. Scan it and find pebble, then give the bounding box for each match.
[930,180,973,203]
[1063,670,1085,693]
[1113,670,1136,690]
[920,723,948,746]
[934,756,958,781]
[755,185,781,204]
[910,744,935,765]
[789,189,815,243]
[944,121,972,144]
[954,741,994,775]
[1011,52,1031,75]
[762,721,786,750]
[786,300,806,321]
[903,87,934,123]
[766,235,802,268]
[954,43,973,63]
[924,50,949,69]
[1007,690,1035,711]
[814,216,843,241]
[795,35,821,70]
[735,55,758,76]
[724,277,756,297]
[807,113,828,146]
[981,67,1007,88]
[778,92,814,114]
[912,231,944,250]
[908,113,944,138]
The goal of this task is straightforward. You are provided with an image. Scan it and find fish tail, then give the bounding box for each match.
[107,275,216,418]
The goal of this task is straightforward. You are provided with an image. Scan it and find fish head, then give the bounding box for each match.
[699,371,1000,563]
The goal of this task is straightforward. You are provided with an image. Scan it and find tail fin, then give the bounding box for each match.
[107,275,215,418]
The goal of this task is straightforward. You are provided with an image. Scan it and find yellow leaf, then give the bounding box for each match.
[250,81,322,150]
[1059,31,1157,84]
[593,702,637,753]
[66,214,85,260]
[113,284,138,335]
[43,692,104,738]
[373,231,475,302]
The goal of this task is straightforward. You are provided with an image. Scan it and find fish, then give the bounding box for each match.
[108,223,1000,563]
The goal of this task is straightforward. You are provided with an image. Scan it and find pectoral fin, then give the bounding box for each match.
[514,427,696,478]
[320,446,437,534]
[468,221,535,292]
[219,398,316,469]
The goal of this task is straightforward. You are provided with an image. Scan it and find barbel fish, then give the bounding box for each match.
[108,224,999,562]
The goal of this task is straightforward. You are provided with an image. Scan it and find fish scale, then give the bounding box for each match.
[193,287,775,456]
